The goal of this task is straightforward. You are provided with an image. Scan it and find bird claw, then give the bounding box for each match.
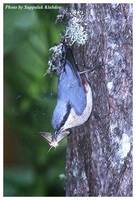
[79,69,91,74]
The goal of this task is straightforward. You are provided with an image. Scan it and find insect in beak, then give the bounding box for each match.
[40,130,70,150]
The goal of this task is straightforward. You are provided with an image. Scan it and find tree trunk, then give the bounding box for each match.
[66,4,132,196]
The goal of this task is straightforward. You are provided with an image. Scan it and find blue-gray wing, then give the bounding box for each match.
[58,61,86,115]
[51,100,70,130]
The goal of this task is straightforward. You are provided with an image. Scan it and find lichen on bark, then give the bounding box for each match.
[65,4,132,196]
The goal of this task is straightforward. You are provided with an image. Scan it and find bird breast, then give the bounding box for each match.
[60,82,92,131]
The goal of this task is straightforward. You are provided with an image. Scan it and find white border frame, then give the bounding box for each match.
[1,0,135,199]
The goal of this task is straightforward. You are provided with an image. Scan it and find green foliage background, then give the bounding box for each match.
[4,4,66,196]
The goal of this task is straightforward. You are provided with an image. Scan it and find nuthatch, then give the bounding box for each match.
[41,45,92,148]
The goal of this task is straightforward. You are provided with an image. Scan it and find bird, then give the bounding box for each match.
[41,45,93,148]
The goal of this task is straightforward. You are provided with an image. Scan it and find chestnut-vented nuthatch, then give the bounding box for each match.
[41,45,92,148]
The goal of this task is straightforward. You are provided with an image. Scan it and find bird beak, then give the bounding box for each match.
[49,139,58,148]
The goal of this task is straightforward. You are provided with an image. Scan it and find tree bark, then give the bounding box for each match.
[66,4,132,196]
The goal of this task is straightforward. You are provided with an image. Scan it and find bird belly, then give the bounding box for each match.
[61,83,92,131]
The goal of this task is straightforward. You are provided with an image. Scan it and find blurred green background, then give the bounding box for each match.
[4,4,67,196]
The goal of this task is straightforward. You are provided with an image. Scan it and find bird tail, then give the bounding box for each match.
[63,43,80,74]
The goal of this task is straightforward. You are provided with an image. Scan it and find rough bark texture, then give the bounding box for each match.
[66,4,132,196]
